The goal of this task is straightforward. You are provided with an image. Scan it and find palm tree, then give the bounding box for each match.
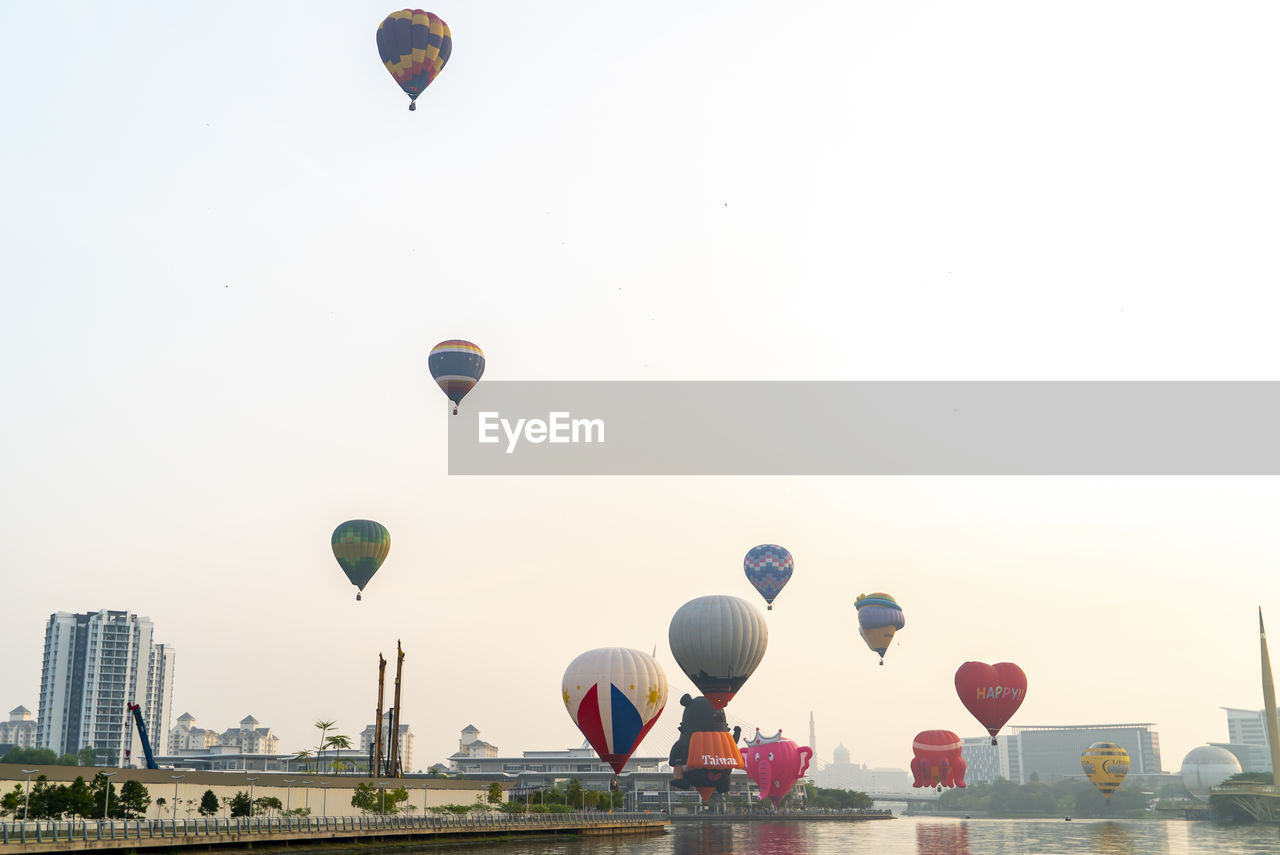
[293,749,314,775]
[313,721,336,775]
[325,734,353,775]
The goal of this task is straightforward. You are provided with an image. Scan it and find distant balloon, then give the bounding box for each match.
[743,730,813,806]
[1180,746,1241,801]
[376,9,452,111]
[562,648,668,775]
[331,520,390,601]
[668,595,768,709]
[954,661,1027,745]
[743,545,793,610]
[855,592,905,665]
[911,730,966,791]
[429,339,485,414]
[1081,742,1130,802]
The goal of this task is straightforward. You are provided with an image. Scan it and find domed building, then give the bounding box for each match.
[1180,745,1242,801]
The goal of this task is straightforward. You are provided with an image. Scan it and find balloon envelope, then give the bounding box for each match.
[562,648,668,774]
[743,544,793,609]
[954,661,1027,742]
[911,730,966,790]
[331,520,390,593]
[376,10,451,107]
[855,592,905,662]
[1081,742,1130,801]
[668,595,768,709]
[429,339,485,413]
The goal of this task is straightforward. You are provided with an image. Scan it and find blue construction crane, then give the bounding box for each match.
[126,702,159,769]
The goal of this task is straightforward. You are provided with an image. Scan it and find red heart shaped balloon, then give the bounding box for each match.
[954,661,1027,743]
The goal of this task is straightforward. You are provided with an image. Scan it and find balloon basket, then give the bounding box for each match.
[409,102,416,111]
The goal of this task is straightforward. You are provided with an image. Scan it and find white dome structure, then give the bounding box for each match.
[1179,746,1242,801]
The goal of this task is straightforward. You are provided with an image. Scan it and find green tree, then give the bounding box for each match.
[77,746,99,767]
[229,791,252,817]
[199,789,220,817]
[1,747,59,765]
[90,772,122,819]
[118,780,151,818]
[0,784,24,818]
[566,778,584,810]
[65,777,97,818]
[254,796,283,816]
[487,782,504,806]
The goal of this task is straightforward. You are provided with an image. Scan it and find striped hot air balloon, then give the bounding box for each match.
[668,595,768,710]
[428,339,485,414]
[376,10,452,111]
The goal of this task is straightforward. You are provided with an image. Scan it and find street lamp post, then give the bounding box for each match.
[301,780,310,813]
[283,779,295,814]
[246,777,258,818]
[170,775,184,821]
[102,772,118,823]
[321,782,328,817]
[20,769,38,822]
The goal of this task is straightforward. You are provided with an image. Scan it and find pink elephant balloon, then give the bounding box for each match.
[742,729,813,807]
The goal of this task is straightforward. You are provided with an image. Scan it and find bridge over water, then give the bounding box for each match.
[0,812,667,853]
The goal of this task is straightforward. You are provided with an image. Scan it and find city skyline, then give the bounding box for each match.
[4,1,1280,774]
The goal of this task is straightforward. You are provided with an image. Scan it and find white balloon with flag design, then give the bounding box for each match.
[562,647,669,774]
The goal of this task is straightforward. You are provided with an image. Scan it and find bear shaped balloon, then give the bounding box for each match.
[668,694,743,803]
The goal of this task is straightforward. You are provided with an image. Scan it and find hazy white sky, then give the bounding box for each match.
[4,1,1280,773]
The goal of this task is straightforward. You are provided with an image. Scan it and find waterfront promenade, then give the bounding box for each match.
[0,812,668,853]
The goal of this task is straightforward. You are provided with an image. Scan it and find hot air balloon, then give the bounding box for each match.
[668,595,768,710]
[743,730,813,806]
[855,592,905,665]
[428,340,485,414]
[743,545,793,610]
[376,10,452,111]
[1081,742,1129,802]
[331,520,390,601]
[668,694,743,803]
[954,661,1027,745]
[562,648,668,774]
[911,730,966,791]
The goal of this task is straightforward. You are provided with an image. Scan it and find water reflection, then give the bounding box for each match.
[672,821,736,855]
[1090,821,1134,854]
[748,821,813,855]
[916,821,970,855]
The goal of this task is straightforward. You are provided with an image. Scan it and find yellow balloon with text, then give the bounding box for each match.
[1081,742,1130,801]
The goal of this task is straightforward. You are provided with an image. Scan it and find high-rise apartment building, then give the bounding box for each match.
[36,610,174,767]
[360,712,415,774]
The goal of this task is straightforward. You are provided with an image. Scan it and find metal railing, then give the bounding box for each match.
[0,811,664,846]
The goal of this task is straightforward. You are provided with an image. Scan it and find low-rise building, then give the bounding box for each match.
[0,707,37,750]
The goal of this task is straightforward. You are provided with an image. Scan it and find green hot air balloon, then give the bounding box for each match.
[332,520,390,601]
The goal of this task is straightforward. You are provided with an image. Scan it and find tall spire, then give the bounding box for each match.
[1260,608,1280,780]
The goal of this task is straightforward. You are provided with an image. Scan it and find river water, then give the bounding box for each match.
[387,817,1280,855]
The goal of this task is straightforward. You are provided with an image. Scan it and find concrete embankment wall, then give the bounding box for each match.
[0,764,492,818]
